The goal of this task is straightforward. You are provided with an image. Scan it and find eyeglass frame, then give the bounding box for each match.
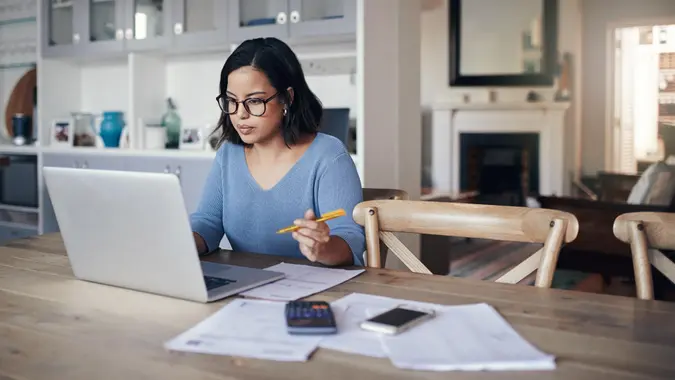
[216,92,280,117]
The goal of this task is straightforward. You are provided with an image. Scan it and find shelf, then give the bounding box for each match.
[41,146,218,159]
[0,145,40,155]
[0,16,36,27]
[0,204,38,213]
[0,220,38,231]
[0,61,36,70]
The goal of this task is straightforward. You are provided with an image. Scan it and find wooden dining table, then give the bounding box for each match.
[1,233,675,380]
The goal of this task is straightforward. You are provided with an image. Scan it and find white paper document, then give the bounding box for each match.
[239,262,365,301]
[164,299,321,362]
[322,293,556,372]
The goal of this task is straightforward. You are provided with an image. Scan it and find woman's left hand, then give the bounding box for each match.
[292,209,331,262]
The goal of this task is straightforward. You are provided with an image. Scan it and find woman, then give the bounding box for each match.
[190,37,365,267]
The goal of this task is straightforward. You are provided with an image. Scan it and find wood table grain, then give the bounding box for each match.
[1,234,675,380]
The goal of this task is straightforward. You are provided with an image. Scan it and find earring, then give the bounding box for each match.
[283,107,288,116]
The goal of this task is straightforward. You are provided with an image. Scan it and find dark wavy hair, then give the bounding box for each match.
[216,37,323,147]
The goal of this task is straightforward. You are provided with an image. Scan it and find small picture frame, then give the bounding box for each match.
[179,126,205,150]
[50,119,73,147]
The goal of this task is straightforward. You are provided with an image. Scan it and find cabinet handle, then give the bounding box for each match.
[174,165,182,183]
[73,33,80,44]
[174,22,183,35]
[290,10,300,23]
[125,28,133,40]
[164,165,170,174]
[115,29,124,40]
[276,12,287,25]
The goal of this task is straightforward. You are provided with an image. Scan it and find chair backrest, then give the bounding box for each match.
[613,212,675,300]
[352,200,579,288]
[361,188,409,267]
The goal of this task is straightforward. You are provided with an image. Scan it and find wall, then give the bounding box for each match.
[582,0,675,175]
[164,53,356,130]
[420,0,582,194]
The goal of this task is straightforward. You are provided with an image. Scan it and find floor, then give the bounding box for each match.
[446,237,641,297]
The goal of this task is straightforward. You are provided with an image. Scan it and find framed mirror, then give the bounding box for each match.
[448,0,558,86]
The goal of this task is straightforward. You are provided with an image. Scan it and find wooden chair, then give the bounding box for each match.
[352,200,579,288]
[613,212,675,300]
[361,188,409,267]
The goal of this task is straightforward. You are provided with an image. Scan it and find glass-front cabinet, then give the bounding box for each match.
[288,0,355,38]
[41,0,356,58]
[124,0,172,51]
[172,0,227,49]
[228,0,288,42]
[84,0,125,53]
[42,0,82,57]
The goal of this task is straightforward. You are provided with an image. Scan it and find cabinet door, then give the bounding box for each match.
[171,0,227,51]
[41,0,84,57]
[124,155,173,174]
[0,225,37,246]
[228,0,288,42]
[173,157,214,215]
[43,152,82,168]
[78,155,126,170]
[123,0,173,51]
[43,153,125,170]
[288,0,355,38]
[81,0,126,54]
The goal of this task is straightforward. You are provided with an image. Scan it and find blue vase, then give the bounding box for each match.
[99,111,125,148]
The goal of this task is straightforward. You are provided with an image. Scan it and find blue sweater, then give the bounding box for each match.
[190,133,366,266]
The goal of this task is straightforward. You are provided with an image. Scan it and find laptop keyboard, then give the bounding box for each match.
[204,275,236,291]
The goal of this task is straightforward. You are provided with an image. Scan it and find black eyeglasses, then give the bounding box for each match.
[216,92,279,117]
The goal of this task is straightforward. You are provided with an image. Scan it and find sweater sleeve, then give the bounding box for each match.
[190,149,225,253]
[316,152,366,266]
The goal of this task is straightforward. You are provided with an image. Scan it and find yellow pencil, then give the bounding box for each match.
[276,209,346,234]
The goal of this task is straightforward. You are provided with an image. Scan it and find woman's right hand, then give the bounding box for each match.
[193,232,208,255]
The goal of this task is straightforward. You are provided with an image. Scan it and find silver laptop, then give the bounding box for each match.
[42,166,285,303]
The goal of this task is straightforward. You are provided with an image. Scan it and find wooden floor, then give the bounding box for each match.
[445,238,635,297]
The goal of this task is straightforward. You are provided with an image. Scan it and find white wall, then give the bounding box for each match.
[420,0,582,193]
[164,53,356,132]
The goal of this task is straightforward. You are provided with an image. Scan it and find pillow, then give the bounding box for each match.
[627,162,675,205]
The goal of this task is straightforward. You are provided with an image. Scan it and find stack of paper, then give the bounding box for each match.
[239,262,365,301]
[320,293,556,372]
[165,299,321,362]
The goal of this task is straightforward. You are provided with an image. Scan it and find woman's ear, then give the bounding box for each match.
[286,87,295,106]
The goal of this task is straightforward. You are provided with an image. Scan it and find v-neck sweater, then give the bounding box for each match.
[189,133,366,266]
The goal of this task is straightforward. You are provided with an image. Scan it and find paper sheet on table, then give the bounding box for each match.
[219,234,232,250]
[322,293,556,372]
[239,262,365,301]
[164,299,321,362]
[319,293,443,357]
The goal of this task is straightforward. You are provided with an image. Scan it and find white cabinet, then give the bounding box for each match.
[122,155,214,215]
[41,152,128,233]
[40,152,214,233]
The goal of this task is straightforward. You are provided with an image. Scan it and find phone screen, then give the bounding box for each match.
[366,307,429,327]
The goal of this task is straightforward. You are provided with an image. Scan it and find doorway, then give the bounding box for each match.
[610,24,675,174]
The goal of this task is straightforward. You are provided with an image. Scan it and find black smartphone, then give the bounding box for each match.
[359,305,435,335]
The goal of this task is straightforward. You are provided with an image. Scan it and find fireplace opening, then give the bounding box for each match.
[460,133,539,206]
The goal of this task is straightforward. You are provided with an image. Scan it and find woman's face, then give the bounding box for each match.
[225,66,285,145]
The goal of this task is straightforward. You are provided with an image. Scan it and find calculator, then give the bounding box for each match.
[285,301,338,335]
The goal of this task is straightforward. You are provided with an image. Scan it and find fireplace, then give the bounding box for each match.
[460,133,539,206]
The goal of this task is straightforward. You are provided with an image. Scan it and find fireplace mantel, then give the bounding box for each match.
[430,102,570,197]
[431,101,571,111]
